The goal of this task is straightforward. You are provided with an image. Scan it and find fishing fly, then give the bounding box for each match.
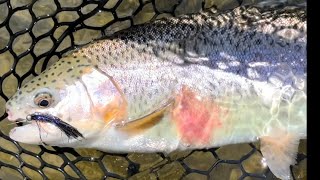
[26,113,84,145]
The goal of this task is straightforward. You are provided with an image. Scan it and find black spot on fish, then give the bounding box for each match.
[57,72,63,76]
[58,63,62,66]
[67,62,71,64]
[43,82,47,85]
[62,60,65,63]
[37,84,40,86]
[294,45,302,51]
[67,68,73,72]
[255,39,262,45]
[73,56,77,58]
[77,64,90,68]
[31,80,34,83]
[45,75,48,78]
[51,73,55,76]
[76,60,80,63]
[38,78,41,81]
[24,85,28,88]
[277,41,286,47]
[52,80,56,83]
[18,91,22,95]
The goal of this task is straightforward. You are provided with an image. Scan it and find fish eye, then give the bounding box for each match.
[34,92,53,108]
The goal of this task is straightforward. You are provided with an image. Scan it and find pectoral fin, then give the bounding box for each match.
[116,100,173,134]
[260,130,300,180]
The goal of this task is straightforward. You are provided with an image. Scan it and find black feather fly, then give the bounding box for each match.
[26,112,84,140]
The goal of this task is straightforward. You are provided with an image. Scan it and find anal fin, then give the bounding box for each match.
[260,130,300,180]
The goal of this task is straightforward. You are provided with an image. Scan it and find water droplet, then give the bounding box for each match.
[261,157,268,168]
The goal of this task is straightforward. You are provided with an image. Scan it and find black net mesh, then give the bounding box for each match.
[0,0,306,179]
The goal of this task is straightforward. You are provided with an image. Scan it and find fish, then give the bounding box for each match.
[5,5,306,180]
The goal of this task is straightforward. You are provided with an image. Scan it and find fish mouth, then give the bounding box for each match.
[9,123,41,143]
[12,118,30,125]
[8,113,84,144]
[9,120,63,145]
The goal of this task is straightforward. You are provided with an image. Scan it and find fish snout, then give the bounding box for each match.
[6,108,15,121]
[6,106,23,122]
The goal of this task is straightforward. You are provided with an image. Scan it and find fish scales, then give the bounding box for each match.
[73,6,306,120]
[6,6,306,180]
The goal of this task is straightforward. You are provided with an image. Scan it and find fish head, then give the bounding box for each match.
[6,57,127,146]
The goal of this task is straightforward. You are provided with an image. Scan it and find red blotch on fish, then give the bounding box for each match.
[172,86,224,146]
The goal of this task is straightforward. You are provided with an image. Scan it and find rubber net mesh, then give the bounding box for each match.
[0,0,306,179]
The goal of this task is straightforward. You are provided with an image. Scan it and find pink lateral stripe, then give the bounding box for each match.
[172,86,224,146]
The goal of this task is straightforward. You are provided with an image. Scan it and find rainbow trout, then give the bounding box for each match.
[5,6,306,179]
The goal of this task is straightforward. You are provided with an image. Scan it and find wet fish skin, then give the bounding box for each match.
[5,6,306,180]
[83,5,306,122]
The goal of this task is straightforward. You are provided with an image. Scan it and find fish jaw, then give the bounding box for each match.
[9,122,63,145]
[9,121,95,147]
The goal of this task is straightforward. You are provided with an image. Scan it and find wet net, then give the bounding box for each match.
[0,0,306,179]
